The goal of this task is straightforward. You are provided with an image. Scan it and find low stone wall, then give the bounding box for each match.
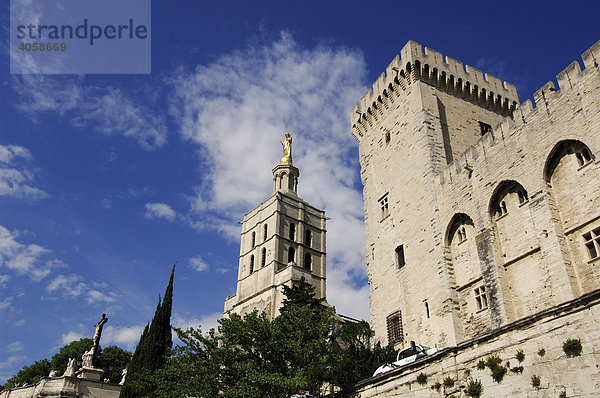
[0,376,121,398]
[356,289,600,397]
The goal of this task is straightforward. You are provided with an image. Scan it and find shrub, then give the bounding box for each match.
[431,381,441,391]
[559,391,567,398]
[562,339,582,357]
[515,349,525,363]
[443,376,455,388]
[537,348,546,357]
[416,373,427,385]
[491,364,507,383]
[465,378,483,398]
[510,366,524,374]
[485,355,502,369]
[531,374,541,388]
[476,359,486,370]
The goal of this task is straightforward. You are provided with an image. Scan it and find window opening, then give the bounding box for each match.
[474,286,488,310]
[305,229,312,247]
[290,223,296,241]
[395,245,405,269]
[263,224,268,241]
[385,131,391,144]
[304,253,312,270]
[576,148,592,167]
[425,301,430,318]
[251,232,256,248]
[288,247,295,264]
[457,226,467,243]
[478,121,492,136]
[583,228,600,259]
[261,248,266,267]
[386,311,404,344]
[249,255,254,274]
[517,190,528,204]
[379,194,389,219]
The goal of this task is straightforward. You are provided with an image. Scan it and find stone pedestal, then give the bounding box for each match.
[78,367,103,381]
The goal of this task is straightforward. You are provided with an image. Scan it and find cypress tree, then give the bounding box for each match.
[120,264,175,397]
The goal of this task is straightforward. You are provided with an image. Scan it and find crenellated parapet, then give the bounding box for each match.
[436,39,600,187]
[351,40,520,140]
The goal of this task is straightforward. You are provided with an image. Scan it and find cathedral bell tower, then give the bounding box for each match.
[224,132,327,319]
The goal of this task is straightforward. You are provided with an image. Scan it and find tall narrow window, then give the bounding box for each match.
[249,255,254,274]
[583,228,600,259]
[424,301,430,318]
[290,223,296,241]
[386,311,403,344]
[395,245,405,269]
[251,232,256,248]
[261,248,266,267]
[304,253,312,270]
[474,286,488,310]
[263,224,268,241]
[305,229,312,247]
[379,194,389,219]
[288,247,295,264]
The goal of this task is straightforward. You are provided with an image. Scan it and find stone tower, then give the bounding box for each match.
[351,41,520,348]
[224,133,327,319]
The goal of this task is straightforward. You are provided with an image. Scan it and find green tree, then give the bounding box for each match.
[3,359,50,389]
[120,264,175,397]
[97,346,132,383]
[50,338,93,375]
[328,320,396,393]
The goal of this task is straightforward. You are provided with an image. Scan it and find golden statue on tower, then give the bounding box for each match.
[280,132,293,164]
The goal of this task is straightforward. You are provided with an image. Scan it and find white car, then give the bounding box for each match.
[373,342,440,377]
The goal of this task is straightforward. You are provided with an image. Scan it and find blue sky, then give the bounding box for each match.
[1,0,599,384]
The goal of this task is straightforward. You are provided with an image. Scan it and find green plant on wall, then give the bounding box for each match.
[431,381,441,391]
[537,348,546,357]
[531,374,541,388]
[515,349,525,363]
[510,365,524,374]
[476,359,486,370]
[443,376,455,388]
[465,378,483,398]
[562,339,582,357]
[416,373,427,385]
[559,392,567,398]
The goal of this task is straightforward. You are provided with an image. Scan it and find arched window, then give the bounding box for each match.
[251,232,256,248]
[289,223,296,241]
[263,224,268,241]
[304,253,312,270]
[249,255,254,274]
[261,248,266,267]
[305,229,312,247]
[288,247,295,264]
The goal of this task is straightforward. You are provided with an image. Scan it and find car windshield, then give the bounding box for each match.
[397,345,432,360]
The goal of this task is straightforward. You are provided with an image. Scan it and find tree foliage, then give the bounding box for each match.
[97,346,132,383]
[3,359,50,389]
[120,264,175,397]
[50,338,93,375]
[151,277,394,397]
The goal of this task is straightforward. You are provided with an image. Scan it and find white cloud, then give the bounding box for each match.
[0,274,9,288]
[0,297,14,313]
[47,274,117,304]
[189,256,208,273]
[0,355,26,370]
[72,87,167,150]
[11,80,166,150]
[12,319,26,327]
[0,224,56,281]
[145,202,176,222]
[61,331,85,345]
[102,325,145,350]
[173,312,222,335]
[0,145,48,200]
[169,33,370,319]
[6,341,24,353]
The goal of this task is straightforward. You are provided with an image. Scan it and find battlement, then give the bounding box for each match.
[351,41,520,140]
[437,39,600,186]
